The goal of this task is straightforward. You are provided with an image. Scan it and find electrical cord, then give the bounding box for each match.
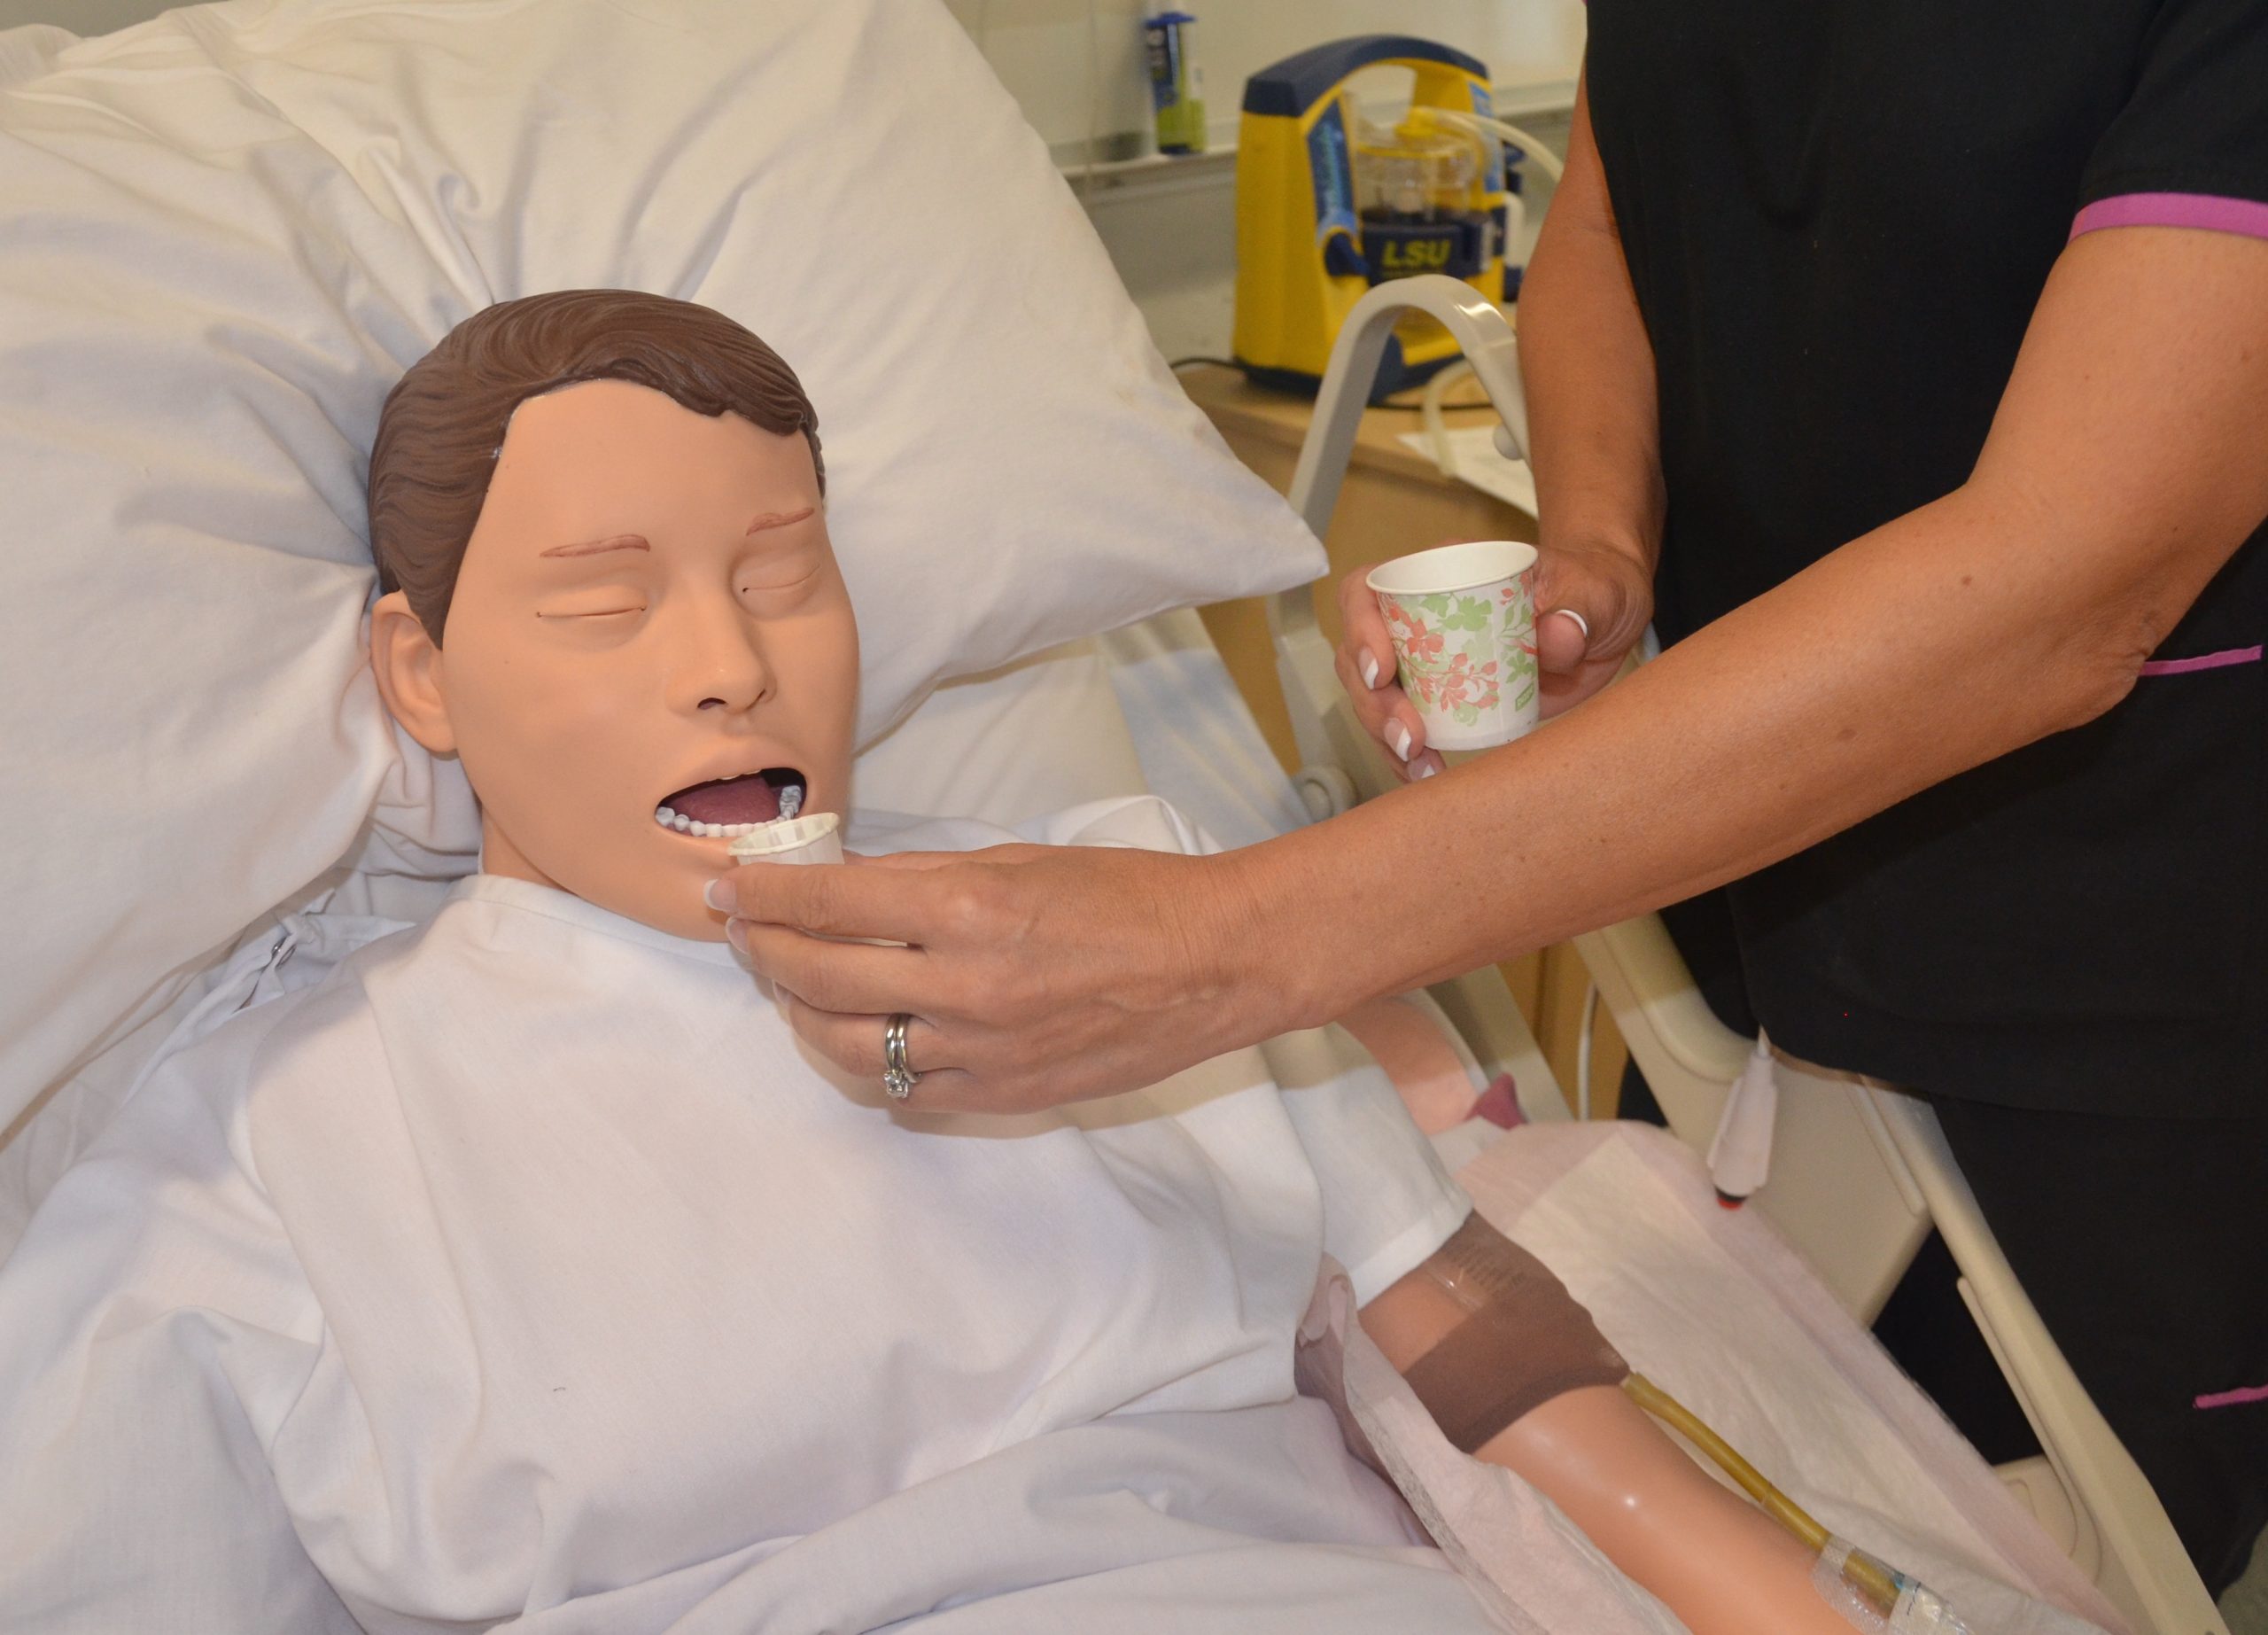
[1575,980,1599,1121]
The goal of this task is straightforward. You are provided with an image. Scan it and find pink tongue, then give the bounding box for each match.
[671,775,781,825]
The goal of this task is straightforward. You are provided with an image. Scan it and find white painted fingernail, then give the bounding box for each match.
[724,918,749,954]
[1387,721,1412,761]
[1549,607,1592,642]
[703,877,735,912]
[1414,760,1438,780]
[1361,651,1380,689]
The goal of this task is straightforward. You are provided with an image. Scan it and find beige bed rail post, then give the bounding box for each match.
[1571,917,1933,1323]
[1270,276,1528,810]
[1264,276,1557,1120]
[1868,1093,2231,1635]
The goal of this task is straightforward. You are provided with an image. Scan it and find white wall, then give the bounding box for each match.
[942,0,1582,165]
[0,0,1581,359]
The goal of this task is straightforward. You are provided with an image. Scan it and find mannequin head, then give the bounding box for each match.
[367,292,856,940]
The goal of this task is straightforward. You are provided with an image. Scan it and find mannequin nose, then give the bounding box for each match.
[673,599,774,715]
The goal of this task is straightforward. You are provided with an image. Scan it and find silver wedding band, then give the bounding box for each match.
[1547,606,1591,642]
[882,1012,919,1101]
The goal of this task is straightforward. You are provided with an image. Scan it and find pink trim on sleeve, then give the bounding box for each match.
[2070,192,2268,243]
[2138,645,2262,677]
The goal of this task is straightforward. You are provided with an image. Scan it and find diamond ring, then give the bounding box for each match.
[882,1012,919,1101]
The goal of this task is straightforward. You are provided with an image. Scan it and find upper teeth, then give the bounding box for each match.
[652,803,803,840]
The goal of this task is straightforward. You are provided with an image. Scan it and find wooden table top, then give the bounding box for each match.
[1174,361,1518,488]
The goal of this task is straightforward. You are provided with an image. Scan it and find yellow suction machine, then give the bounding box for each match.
[1232,35,1511,400]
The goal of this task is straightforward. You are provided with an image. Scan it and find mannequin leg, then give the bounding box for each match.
[1359,1217,1866,1631]
[1479,1384,1854,1635]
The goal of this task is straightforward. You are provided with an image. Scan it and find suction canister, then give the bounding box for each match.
[1231,35,1511,400]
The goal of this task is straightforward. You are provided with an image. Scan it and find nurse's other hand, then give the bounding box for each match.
[720,844,1284,1113]
[1332,569,1444,782]
[1335,538,1652,779]
[1527,537,1653,711]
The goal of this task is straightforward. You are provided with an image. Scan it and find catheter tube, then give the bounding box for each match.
[1622,1374,1905,1616]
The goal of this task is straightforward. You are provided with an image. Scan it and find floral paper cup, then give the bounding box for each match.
[1366,541,1541,751]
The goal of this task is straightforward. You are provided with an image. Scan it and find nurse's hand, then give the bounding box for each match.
[719,843,1290,1113]
[1335,538,1653,779]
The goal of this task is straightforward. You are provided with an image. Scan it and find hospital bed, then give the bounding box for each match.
[0,2,2176,1631]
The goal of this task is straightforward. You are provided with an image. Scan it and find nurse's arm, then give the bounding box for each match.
[729,224,2268,1110]
[1257,220,2268,1014]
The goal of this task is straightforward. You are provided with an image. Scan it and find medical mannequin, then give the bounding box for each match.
[0,291,1889,1633]
[361,290,1876,1635]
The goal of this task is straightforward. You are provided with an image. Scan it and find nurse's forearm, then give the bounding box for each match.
[1260,489,2103,1011]
[1517,71,1665,572]
[1239,225,2268,1024]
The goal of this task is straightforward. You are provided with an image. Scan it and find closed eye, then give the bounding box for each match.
[535,605,645,619]
[738,562,824,597]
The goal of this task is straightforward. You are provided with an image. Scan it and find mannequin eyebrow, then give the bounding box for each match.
[535,505,812,557]
[540,533,649,558]
[747,505,816,534]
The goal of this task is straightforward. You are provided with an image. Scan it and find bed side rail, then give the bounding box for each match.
[1269,278,1526,806]
[1265,278,1557,1120]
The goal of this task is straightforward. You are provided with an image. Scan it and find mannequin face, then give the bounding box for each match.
[371,378,857,940]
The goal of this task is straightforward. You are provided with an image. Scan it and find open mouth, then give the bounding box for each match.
[654,767,805,837]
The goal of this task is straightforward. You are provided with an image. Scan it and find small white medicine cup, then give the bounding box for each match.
[726,811,843,867]
[726,812,905,946]
[1365,540,1542,753]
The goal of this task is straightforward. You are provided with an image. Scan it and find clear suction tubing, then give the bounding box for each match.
[726,809,842,867]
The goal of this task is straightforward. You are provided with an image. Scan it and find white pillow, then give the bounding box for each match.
[0,0,1324,1126]
[854,642,1153,827]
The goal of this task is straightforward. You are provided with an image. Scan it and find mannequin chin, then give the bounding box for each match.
[369,378,858,942]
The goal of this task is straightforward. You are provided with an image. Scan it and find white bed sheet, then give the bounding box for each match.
[1099,607,1313,851]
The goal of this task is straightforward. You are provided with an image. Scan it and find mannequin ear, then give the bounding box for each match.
[369,589,456,755]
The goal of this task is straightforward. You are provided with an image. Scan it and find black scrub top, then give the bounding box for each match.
[1584,0,2268,1115]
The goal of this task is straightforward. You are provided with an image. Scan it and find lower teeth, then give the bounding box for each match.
[650,784,805,837]
[650,813,804,839]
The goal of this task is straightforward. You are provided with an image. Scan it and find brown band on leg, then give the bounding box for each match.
[1397,1218,1628,1454]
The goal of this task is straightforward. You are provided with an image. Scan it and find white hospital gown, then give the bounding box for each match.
[0,800,1492,1633]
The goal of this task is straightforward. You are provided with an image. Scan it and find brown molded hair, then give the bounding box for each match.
[367,289,824,642]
